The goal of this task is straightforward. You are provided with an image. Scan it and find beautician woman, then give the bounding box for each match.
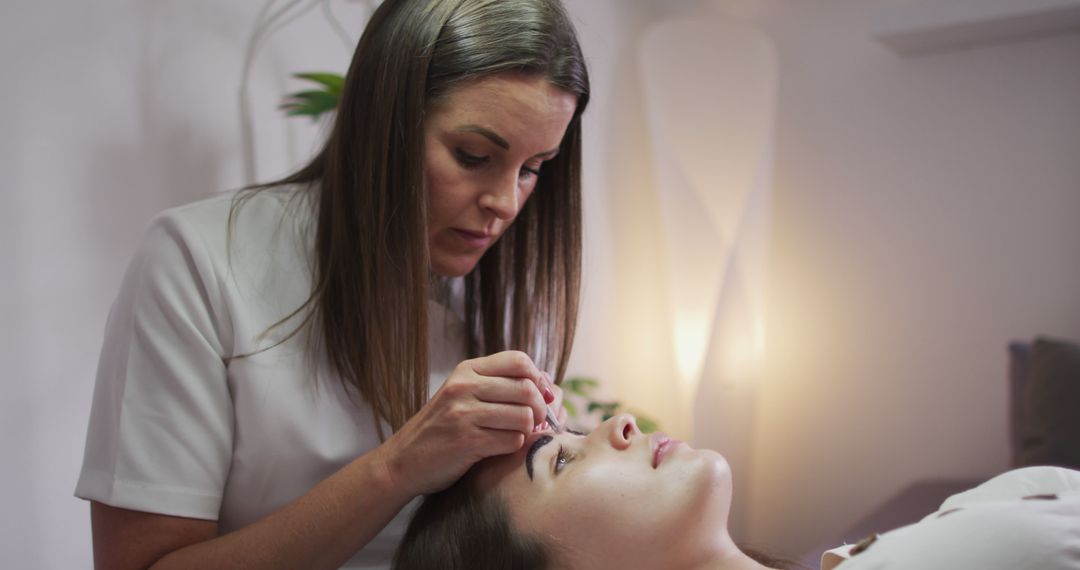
[75,0,589,567]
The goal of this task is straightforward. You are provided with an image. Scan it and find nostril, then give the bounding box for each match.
[622,422,632,439]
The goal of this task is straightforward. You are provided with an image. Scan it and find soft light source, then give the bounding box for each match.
[640,14,777,423]
[639,10,777,536]
[673,311,711,392]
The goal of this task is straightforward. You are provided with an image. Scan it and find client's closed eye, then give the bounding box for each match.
[454,148,489,169]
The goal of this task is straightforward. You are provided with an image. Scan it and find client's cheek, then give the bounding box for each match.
[550,494,631,541]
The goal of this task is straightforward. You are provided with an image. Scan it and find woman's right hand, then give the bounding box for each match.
[376,350,554,496]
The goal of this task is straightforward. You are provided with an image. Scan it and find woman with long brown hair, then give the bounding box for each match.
[75,0,589,567]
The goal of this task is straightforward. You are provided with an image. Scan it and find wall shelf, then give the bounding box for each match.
[868,0,1080,54]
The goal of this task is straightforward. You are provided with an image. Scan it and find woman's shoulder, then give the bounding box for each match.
[156,186,309,232]
[825,468,1080,570]
[935,466,1080,511]
[144,186,315,258]
[835,492,1080,569]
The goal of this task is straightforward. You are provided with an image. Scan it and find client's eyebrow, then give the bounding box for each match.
[525,435,553,481]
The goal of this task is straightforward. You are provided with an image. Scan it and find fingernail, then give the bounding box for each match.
[542,386,555,404]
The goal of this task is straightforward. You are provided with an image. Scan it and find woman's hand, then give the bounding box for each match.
[533,372,567,432]
[377,350,558,496]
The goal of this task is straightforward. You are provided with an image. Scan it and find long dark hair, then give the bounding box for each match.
[236,0,589,437]
[393,474,554,570]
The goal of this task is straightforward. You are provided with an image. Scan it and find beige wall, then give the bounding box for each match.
[0,3,367,565]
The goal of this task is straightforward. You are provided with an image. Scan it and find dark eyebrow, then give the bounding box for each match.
[456,125,509,150]
[525,435,553,481]
[455,124,561,159]
[535,147,560,160]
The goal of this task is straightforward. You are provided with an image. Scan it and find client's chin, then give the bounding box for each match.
[671,448,736,535]
[666,449,739,567]
[677,446,734,500]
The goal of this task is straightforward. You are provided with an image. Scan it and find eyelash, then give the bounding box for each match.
[454,149,488,168]
[555,446,575,474]
[454,149,542,179]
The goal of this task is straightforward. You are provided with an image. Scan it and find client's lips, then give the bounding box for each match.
[651,432,679,468]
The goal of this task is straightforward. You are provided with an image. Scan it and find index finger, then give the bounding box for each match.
[468,351,544,385]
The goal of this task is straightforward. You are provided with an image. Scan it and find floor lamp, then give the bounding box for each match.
[640,11,777,535]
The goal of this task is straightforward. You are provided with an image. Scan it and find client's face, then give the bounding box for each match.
[472,414,735,569]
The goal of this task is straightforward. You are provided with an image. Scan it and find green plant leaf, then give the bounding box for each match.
[562,399,578,418]
[589,402,618,418]
[564,377,598,396]
[282,89,339,105]
[279,71,345,121]
[280,90,339,121]
[292,72,345,97]
[630,412,660,434]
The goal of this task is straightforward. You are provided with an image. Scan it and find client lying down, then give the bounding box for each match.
[393,414,1080,570]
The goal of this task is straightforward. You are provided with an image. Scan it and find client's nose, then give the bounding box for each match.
[606,413,639,449]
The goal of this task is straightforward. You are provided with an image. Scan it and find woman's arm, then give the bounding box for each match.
[93,444,410,570]
[90,351,557,569]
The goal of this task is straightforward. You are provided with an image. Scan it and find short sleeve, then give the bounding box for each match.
[76,208,235,520]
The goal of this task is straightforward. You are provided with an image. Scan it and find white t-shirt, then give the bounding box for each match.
[76,188,467,568]
[821,466,1080,570]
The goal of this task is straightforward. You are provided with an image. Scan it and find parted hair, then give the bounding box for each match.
[237,0,589,437]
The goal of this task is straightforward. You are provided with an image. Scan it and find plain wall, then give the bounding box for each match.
[0,2,360,565]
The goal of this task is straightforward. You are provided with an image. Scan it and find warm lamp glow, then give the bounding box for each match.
[755,316,767,354]
[673,313,710,390]
[675,311,767,388]
[722,328,766,382]
[640,14,776,435]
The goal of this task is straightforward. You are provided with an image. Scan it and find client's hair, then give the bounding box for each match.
[393,472,555,569]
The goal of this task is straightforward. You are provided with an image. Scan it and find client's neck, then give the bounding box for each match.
[708,549,776,570]
[696,532,777,570]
